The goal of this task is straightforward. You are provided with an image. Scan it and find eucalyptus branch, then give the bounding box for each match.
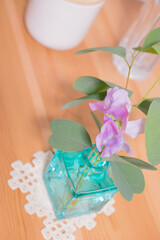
[125,65,132,90]
[124,51,141,90]
[125,55,134,90]
[134,51,141,59]
[124,58,130,68]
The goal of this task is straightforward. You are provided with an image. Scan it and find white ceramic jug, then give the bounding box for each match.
[25,0,105,50]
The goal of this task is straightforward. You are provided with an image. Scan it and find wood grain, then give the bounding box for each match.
[0,0,160,239]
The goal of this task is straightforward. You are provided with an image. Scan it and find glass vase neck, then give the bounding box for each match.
[82,145,109,171]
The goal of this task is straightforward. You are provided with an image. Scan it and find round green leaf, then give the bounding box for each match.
[145,100,160,165]
[49,119,92,152]
[134,46,159,55]
[137,98,160,115]
[73,76,133,97]
[110,161,145,201]
[143,27,160,49]
[73,76,109,95]
[134,28,160,55]
[152,42,160,55]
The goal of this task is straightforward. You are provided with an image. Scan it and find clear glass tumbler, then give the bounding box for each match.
[113,0,160,81]
[43,147,117,220]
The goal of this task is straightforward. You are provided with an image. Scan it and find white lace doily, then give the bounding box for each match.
[8,150,116,240]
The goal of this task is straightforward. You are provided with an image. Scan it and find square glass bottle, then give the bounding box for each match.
[43,147,117,220]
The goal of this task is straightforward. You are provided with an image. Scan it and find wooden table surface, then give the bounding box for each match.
[0,0,160,239]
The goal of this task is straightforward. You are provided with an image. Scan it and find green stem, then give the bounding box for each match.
[67,154,101,211]
[125,66,132,90]
[62,145,97,206]
[130,74,160,113]
[134,51,141,59]
[63,190,71,206]
[77,154,101,191]
[124,51,141,90]
[88,145,96,159]
[125,54,134,90]
[75,149,99,191]
[124,58,130,68]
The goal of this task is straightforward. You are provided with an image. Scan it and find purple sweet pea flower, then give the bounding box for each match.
[96,117,132,157]
[89,87,132,130]
[90,87,145,157]
[89,87,132,114]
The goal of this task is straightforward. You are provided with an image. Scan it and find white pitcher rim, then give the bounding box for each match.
[56,0,105,8]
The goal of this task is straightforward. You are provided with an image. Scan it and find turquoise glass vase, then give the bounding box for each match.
[43,147,118,220]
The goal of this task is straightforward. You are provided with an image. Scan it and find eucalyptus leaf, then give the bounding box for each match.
[90,112,101,131]
[73,76,109,95]
[134,28,160,55]
[75,47,126,58]
[49,119,92,152]
[137,98,160,115]
[152,42,160,55]
[134,46,158,55]
[110,161,145,201]
[73,76,133,97]
[143,27,160,49]
[103,155,156,170]
[62,92,106,109]
[120,156,157,170]
[145,100,160,165]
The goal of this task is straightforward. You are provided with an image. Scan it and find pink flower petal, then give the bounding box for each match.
[89,102,105,112]
[100,135,124,157]
[111,89,130,108]
[103,115,111,123]
[96,118,120,154]
[121,141,133,154]
[96,132,103,152]
[104,87,131,110]
[107,107,129,122]
[103,87,118,109]
[125,118,145,139]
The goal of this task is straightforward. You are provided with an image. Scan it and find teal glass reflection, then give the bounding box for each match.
[43,147,117,220]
